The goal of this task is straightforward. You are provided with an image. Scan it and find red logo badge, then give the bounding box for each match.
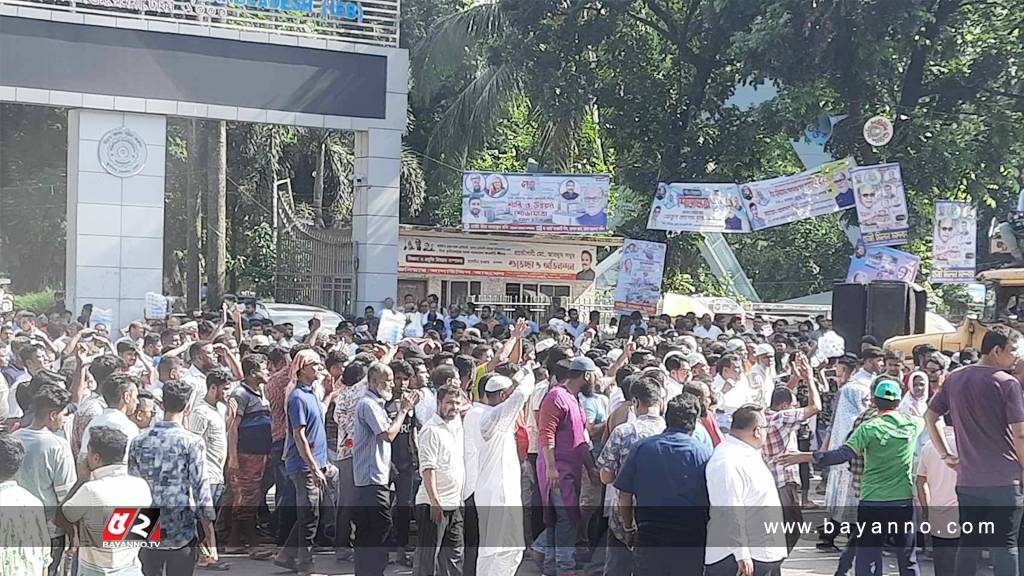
[103,508,161,543]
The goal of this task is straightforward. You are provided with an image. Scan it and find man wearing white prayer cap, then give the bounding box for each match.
[749,343,778,408]
[468,371,536,576]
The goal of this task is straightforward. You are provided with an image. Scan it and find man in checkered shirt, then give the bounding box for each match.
[762,371,821,552]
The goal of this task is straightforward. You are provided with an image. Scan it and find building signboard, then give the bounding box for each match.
[400,234,598,281]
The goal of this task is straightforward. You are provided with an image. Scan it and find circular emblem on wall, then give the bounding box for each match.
[863,115,894,147]
[98,127,148,177]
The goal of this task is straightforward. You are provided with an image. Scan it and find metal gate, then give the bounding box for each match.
[273,180,356,315]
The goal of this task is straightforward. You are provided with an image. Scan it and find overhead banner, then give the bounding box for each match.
[614,239,667,315]
[462,172,610,233]
[846,243,920,284]
[647,183,751,233]
[851,163,909,246]
[932,201,977,283]
[399,233,598,281]
[743,157,857,231]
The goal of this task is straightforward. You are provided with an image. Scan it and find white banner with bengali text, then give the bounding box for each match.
[743,157,857,231]
[646,183,751,233]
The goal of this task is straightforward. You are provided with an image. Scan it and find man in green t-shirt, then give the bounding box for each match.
[784,379,923,576]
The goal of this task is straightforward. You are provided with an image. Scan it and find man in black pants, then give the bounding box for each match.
[786,379,923,576]
[353,362,419,576]
[275,351,330,574]
[414,385,466,575]
[387,360,418,567]
[924,325,1024,576]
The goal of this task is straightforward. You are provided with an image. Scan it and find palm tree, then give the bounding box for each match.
[412,0,591,172]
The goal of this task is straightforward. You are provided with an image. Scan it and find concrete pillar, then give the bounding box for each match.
[66,110,165,330]
[352,128,402,314]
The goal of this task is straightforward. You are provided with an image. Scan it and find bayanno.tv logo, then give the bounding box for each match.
[102,508,161,549]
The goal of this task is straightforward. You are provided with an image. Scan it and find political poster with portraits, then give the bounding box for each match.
[646,183,751,233]
[462,172,610,233]
[850,163,909,246]
[614,239,667,315]
[932,200,977,283]
[846,242,920,284]
[742,157,857,231]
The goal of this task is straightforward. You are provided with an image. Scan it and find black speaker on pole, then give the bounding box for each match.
[866,281,912,344]
[911,286,927,334]
[832,282,867,349]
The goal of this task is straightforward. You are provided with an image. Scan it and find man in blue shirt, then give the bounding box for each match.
[128,379,217,576]
[615,393,712,576]
[275,350,328,575]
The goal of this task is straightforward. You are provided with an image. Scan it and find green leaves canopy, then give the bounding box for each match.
[409,0,1024,302]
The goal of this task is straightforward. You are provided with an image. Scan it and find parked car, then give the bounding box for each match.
[256,302,345,338]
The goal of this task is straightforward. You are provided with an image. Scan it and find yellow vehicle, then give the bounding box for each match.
[884,268,1024,354]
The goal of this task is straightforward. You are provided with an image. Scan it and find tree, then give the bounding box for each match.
[0,104,67,291]
[206,121,228,307]
[411,0,1024,301]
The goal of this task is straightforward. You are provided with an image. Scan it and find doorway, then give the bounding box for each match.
[398,279,428,305]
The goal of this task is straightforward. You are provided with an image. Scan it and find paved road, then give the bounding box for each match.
[204,483,971,575]
[200,538,949,575]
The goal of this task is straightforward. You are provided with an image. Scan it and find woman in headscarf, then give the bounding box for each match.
[899,371,929,418]
[823,376,871,526]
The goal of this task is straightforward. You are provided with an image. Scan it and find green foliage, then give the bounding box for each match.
[0,104,67,291]
[662,272,696,295]
[930,283,971,320]
[730,215,853,301]
[410,0,1024,302]
[231,222,277,297]
[12,289,55,313]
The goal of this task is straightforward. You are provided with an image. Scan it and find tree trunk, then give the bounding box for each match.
[206,120,227,309]
[185,119,202,310]
[313,134,326,227]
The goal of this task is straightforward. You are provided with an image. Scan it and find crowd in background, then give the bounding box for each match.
[2,291,1021,576]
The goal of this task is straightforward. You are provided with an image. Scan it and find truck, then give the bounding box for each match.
[884,267,1024,354]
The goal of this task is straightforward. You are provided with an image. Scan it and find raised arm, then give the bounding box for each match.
[377,391,419,443]
[480,375,535,442]
[605,340,635,378]
[487,319,528,372]
[801,356,821,419]
[213,343,242,380]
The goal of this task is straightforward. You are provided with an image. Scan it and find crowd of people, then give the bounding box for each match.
[0,293,1021,576]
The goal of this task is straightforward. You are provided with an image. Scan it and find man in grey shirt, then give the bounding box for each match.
[352,362,418,576]
[13,381,77,575]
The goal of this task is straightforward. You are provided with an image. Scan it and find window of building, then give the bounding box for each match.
[442,280,481,307]
[504,283,570,303]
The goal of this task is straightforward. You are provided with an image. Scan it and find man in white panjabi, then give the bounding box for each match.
[748,343,777,408]
[470,371,535,576]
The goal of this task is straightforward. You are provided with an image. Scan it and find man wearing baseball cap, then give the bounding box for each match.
[784,377,924,576]
[536,356,598,576]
